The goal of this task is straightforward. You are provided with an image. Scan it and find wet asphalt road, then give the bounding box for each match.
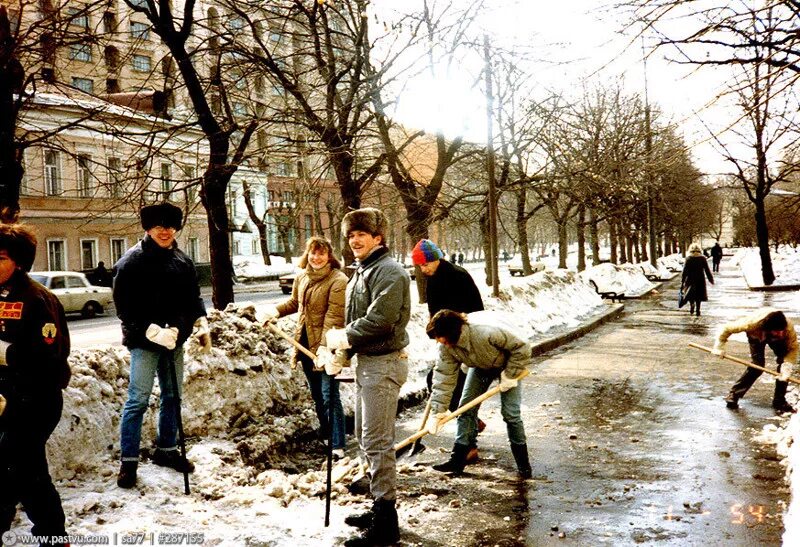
[396,257,795,546]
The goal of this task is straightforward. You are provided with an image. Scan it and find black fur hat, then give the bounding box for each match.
[341,207,388,240]
[140,202,183,231]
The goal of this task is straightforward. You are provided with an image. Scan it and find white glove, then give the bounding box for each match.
[779,363,794,382]
[499,370,519,392]
[711,342,725,358]
[460,363,470,375]
[424,411,450,435]
[258,305,280,325]
[0,340,8,366]
[145,324,179,350]
[325,328,351,350]
[316,346,337,374]
[0,394,6,416]
[194,316,212,353]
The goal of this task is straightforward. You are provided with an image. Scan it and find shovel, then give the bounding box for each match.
[395,397,432,459]
[394,368,530,454]
[265,322,316,368]
[689,343,800,385]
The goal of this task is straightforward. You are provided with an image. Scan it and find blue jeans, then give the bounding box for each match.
[120,347,184,461]
[454,367,526,447]
[301,359,346,450]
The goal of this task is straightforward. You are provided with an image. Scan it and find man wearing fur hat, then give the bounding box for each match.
[113,202,211,488]
[412,238,485,463]
[325,207,410,547]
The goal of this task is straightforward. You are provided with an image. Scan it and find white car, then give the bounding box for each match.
[29,271,114,318]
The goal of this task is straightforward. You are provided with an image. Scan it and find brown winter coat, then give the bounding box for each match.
[715,307,798,366]
[276,264,347,362]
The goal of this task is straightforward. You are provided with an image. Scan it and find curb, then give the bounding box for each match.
[530,303,624,357]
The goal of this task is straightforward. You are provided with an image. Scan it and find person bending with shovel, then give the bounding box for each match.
[712,308,796,414]
[424,310,533,478]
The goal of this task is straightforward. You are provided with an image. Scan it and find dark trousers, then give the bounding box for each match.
[0,391,67,541]
[712,259,721,272]
[730,340,789,405]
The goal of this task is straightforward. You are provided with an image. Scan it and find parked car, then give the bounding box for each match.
[29,271,113,318]
[507,259,546,276]
[278,272,296,294]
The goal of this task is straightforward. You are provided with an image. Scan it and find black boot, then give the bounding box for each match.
[117,461,138,489]
[432,443,469,475]
[510,442,532,479]
[345,500,376,529]
[344,498,400,546]
[724,391,739,409]
[772,381,795,413]
[152,449,195,473]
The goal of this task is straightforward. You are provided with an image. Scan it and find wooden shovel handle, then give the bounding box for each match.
[688,342,800,385]
[266,322,317,364]
[394,368,530,452]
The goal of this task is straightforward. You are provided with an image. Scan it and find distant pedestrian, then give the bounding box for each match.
[450,252,457,263]
[0,224,71,545]
[260,236,348,460]
[412,238,485,464]
[114,203,211,489]
[681,242,713,317]
[710,242,723,273]
[92,261,112,287]
[713,308,796,414]
[425,310,532,479]
[457,251,464,266]
[325,207,410,547]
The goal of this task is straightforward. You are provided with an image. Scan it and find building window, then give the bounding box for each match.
[44,149,62,195]
[69,43,92,62]
[269,31,281,43]
[72,77,93,93]
[103,11,117,33]
[107,157,122,198]
[304,214,312,240]
[67,7,89,29]
[77,154,92,197]
[130,21,149,39]
[47,240,66,271]
[106,79,120,93]
[160,162,172,198]
[282,190,293,202]
[275,162,290,177]
[232,102,247,118]
[132,54,151,72]
[228,16,244,31]
[251,239,259,255]
[20,150,28,196]
[129,0,147,7]
[111,238,127,264]
[80,239,97,270]
[187,237,199,262]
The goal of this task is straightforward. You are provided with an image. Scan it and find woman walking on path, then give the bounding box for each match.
[681,242,714,317]
[261,236,348,459]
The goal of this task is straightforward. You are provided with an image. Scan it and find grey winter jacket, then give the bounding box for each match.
[345,246,410,356]
[431,311,531,413]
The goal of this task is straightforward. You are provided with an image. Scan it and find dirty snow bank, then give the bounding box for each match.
[783,414,800,545]
[578,262,657,296]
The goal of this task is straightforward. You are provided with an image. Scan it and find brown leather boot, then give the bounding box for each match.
[465,446,479,465]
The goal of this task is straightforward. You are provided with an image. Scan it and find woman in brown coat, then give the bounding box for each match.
[263,237,348,457]
[681,242,714,317]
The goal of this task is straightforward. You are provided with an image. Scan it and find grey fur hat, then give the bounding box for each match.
[341,207,388,240]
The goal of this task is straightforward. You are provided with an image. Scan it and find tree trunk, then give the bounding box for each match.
[0,7,22,223]
[609,221,618,264]
[576,205,586,272]
[557,219,568,269]
[754,201,775,285]
[200,172,234,310]
[516,188,532,274]
[481,210,492,286]
[590,208,600,266]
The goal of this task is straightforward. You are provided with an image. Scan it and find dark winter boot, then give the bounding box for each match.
[432,443,469,475]
[510,442,532,479]
[152,449,195,473]
[346,473,371,496]
[345,500,377,529]
[344,498,400,546]
[465,446,480,465]
[772,381,795,414]
[724,391,739,409]
[116,461,138,489]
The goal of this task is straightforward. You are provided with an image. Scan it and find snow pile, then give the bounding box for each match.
[739,247,800,288]
[657,253,683,272]
[783,413,800,545]
[48,306,316,480]
[638,260,673,280]
[578,262,656,296]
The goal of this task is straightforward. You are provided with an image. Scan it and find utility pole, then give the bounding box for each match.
[643,38,658,267]
[484,34,499,297]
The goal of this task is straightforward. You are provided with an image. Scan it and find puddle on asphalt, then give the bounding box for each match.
[569,378,663,427]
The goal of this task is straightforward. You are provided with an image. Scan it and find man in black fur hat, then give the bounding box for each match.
[113,202,211,488]
[325,207,410,546]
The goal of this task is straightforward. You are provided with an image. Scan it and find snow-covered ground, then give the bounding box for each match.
[6,252,798,546]
[734,246,800,289]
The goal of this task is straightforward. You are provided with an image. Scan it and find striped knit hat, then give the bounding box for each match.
[412,239,444,265]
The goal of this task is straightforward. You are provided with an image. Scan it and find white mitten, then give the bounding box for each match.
[0,394,6,416]
[779,363,794,382]
[460,363,470,375]
[499,370,519,392]
[145,324,179,350]
[425,411,450,435]
[194,316,212,353]
[325,327,351,350]
[0,340,8,366]
[316,346,337,374]
[258,305,280,325]
[711,341,725,358]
